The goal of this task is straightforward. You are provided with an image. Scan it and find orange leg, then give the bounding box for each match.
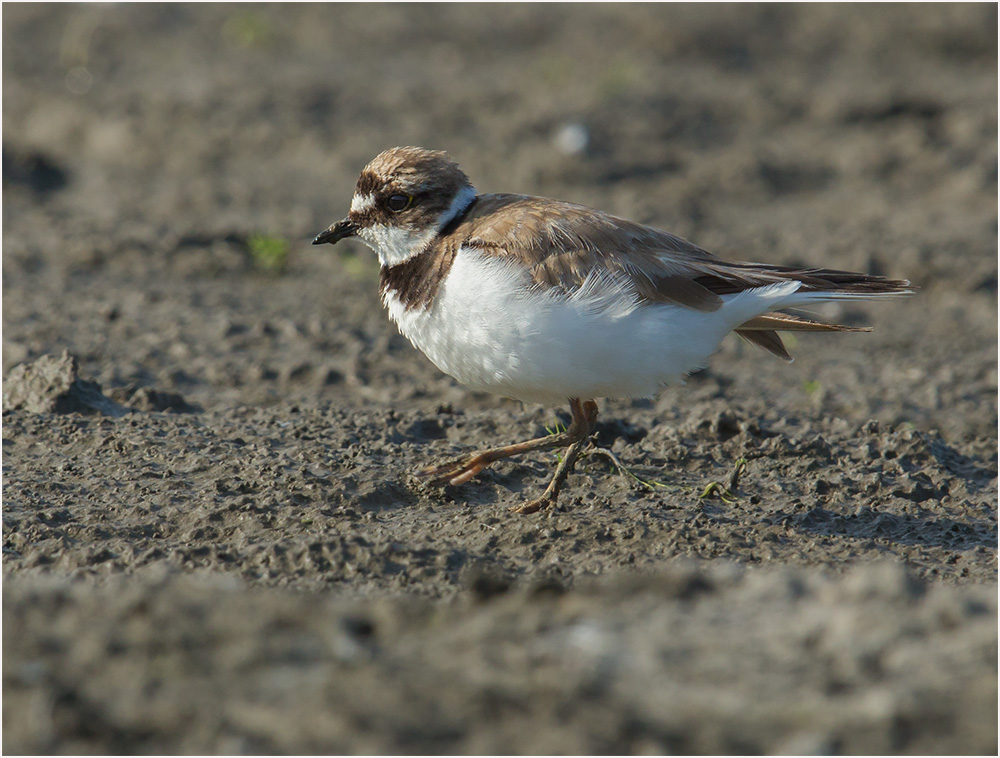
[418,398,599,513]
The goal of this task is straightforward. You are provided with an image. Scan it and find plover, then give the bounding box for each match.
[314,147,912,513]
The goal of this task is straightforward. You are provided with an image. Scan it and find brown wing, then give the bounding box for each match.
[455,194,728,311]
[454,194,912,316]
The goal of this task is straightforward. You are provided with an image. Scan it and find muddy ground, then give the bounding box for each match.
[2,4,997,755]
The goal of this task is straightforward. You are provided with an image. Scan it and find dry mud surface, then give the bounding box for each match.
[3,4,998,755]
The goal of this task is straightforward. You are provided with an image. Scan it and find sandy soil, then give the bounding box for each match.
[3,4,997,754]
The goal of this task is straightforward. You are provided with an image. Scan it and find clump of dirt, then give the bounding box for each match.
[3,351,128,417]
[3,351,197,416]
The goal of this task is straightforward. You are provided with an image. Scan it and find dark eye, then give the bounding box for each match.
[386,194,411,212]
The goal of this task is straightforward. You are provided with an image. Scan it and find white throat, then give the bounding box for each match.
[356,184,477,268]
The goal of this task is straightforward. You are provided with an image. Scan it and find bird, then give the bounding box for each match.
[314,146,912,514]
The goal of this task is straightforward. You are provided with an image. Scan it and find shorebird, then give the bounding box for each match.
[314,147,912,513]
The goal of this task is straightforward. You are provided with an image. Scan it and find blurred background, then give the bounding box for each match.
[4,4,996,437]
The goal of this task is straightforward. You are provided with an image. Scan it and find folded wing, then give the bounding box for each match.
[458,195,913,360]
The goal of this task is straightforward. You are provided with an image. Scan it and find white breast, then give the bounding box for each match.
[382,247,804,404]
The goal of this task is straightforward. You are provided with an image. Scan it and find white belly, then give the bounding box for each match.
[382,248,800,404]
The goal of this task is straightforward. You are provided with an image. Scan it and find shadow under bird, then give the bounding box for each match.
[314,147,913,513]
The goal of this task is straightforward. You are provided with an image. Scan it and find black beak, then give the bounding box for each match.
[312,218,357,246]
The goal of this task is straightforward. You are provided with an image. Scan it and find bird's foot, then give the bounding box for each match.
[418,398,600,512]
[508,434,592,515]
[417,453,495,487]
[509,492,557,515]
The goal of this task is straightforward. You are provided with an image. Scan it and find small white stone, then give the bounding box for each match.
[553,122,589,155]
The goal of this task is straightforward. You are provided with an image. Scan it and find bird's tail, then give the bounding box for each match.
[732,270,914,360]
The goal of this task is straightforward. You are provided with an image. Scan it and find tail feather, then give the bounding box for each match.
[658,256,916,359]
[697,264,915,299]
[735,329,793,361]
[784,269,913,297]
[735,311,876,361]
[738,311,873,333]
[730,274,913,360]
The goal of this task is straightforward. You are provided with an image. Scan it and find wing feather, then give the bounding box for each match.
[451,195,912,314]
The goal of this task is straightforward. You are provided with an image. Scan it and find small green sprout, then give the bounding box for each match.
[223,10,272,48]
[698,458,748,503]
[545,420,568,436]
[248,233,290,274]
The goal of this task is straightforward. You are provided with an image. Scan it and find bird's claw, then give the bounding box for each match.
[508,493,556,515]
[417,455,490,487]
